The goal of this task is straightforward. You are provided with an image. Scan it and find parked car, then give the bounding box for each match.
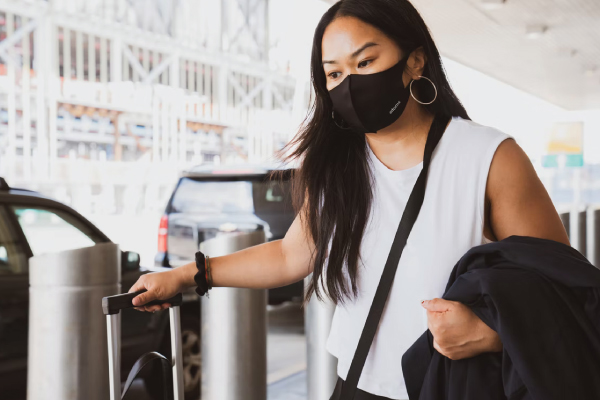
[155,163,303,304]
[0,178,200,400]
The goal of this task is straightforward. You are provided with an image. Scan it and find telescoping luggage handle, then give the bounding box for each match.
[102,290,185,400]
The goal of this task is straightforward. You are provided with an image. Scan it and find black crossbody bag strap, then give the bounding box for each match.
[339,112,451,399]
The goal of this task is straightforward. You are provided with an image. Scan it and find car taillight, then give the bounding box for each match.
[158,214,168,253]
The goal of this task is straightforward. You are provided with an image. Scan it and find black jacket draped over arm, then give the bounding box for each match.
[401,235,600,400]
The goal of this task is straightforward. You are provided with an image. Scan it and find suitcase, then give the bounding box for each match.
[102,290,185,400]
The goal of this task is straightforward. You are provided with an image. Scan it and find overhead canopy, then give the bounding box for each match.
[323,0,600,110]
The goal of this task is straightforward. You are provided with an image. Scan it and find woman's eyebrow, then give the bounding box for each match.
[322,42,379,65]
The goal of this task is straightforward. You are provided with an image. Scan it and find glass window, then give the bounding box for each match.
[171,178,255,214]
[252,179,292,214]
[0,207,28,274]
[169,176,294,241]
[11,207,98,256]
[252,179,295,240]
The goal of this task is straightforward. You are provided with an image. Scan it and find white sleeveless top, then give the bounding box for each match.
[324,115,514,399]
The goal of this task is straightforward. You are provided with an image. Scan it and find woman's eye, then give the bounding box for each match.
[326,60,373,79]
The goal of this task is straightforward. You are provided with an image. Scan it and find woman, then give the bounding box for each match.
[129,1,570,399]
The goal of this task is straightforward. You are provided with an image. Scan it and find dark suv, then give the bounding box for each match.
[155,163,302,304]
[0,178,200,400]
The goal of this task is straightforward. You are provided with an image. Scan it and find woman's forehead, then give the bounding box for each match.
[322,17,392,60]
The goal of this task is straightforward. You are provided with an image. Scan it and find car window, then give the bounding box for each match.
[11,206,97,256]
[171,178,254,214]
[0,207,29,274]
[252,179,292,214]
[251,178,295,240]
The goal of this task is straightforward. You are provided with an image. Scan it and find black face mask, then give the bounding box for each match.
[328,51,413,134]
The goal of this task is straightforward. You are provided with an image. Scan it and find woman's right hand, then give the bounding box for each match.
[128,269,185,312]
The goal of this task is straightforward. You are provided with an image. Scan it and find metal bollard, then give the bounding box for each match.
[200,230,267,400]
[569,206,587,255]
[587,205,600,268]
[305,274,338,400]
[559,210,570,238]
[27,242,120,400]
[578,209,587,257]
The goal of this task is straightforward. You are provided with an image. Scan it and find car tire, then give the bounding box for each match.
[144,312,201,400]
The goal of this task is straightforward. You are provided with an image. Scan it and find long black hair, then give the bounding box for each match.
[275,0,470,308]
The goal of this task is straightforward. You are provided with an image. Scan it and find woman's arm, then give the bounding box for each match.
[483,138,569,244]
[423,138,569,359]
[187,198,317,290]
[129,200,316,311]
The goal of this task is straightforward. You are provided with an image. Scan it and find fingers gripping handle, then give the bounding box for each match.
[102,290,183,315]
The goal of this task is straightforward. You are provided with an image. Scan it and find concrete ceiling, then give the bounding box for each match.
[324,0,600,110]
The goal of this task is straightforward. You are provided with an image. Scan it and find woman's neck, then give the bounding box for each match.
[365,100,435,171]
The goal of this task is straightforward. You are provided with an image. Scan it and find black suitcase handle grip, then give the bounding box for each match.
[102,290,183,315]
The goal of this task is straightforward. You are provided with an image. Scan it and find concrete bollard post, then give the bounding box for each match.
[199,230,267,400]
[304,274,338,400]
[27,242,120,400]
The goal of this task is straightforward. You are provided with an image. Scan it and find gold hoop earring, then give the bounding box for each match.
[332,110,352,130]
[409,75,437,105]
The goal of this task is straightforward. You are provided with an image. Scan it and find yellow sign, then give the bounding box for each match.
[546,122,583,155]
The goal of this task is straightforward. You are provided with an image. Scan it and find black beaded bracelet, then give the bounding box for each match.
[194,250,210,298]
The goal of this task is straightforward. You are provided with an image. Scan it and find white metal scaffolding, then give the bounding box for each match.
[0,0,297,193]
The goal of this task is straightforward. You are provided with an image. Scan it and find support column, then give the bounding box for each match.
[152,91,161,162]
[110,36,122,82]
[34,12,50,181]
[218,64,229,125]
[5,13,17,183]
[169,57,180,162]
[112,113,122,161]
[22,16,32,181]
[261,76,273,162]
[49,21,60,179]
[179,97,187,164]
[161,96,169,162]
[170,97,178,162]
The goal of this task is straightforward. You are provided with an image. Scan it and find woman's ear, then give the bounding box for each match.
[407,46,427,79]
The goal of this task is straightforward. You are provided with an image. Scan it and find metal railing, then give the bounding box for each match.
[560,204,600,267]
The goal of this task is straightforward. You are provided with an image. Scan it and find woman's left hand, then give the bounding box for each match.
[421,298,503,360]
